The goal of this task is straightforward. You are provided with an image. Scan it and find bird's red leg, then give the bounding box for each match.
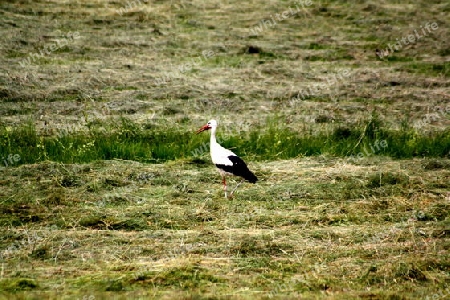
[222,176,227,198]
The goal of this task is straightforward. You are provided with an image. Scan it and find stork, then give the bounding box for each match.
[196,119,257,198]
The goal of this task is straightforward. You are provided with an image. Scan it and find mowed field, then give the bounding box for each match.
[1,0,450,299]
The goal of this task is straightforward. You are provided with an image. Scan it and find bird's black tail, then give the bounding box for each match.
[226,155,258,183]
[244,171,258,183]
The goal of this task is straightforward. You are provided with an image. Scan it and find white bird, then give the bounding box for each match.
[196,119,257,198]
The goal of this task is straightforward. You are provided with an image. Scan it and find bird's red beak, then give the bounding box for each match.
[196,124,211,134]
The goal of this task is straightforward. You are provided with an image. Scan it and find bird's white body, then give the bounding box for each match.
[209,132,236,173]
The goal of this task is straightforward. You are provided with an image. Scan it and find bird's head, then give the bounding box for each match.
[196,119,217,134]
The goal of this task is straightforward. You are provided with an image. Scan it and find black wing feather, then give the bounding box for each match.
[215,155,258,183]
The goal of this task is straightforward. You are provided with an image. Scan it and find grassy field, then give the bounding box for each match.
[1,0,450,299]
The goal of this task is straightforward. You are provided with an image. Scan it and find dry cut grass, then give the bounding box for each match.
[0,157,449,298]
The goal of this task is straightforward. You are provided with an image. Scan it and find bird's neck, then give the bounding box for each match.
[210,127,217,146]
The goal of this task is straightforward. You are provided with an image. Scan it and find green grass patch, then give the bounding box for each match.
[403,62,450,77]
[0,278,39,292]
[1,116,449,166]
[385,55,415,62]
